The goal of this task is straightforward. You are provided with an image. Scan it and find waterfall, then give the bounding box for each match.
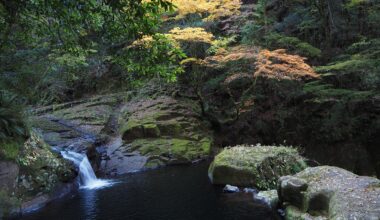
[61,151,111,190]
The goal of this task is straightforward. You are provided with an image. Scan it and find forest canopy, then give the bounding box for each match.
[0,0,177,104]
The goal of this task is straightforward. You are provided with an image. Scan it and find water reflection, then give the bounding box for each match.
[20,163,280,220]
[81,189,98,220]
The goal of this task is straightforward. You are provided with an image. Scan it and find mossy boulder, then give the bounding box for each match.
[0,132,76,218]
[16,132,76,195]
[278,166,380,219]
[118,96,213,169]
[208,145,307,189]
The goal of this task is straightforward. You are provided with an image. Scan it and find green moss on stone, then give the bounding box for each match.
[208,145,307,189]
[0,190,20,218]
[143,124,160,137]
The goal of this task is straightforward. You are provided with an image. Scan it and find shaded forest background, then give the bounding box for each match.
[1,0,379,174]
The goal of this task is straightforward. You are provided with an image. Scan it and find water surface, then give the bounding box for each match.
[20,162,280,220]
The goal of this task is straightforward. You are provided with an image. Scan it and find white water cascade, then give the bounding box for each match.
[61,151,111,190]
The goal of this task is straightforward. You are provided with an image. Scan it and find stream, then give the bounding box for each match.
[19,162,280,220]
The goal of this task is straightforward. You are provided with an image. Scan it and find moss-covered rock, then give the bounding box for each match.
[33,94,123,136]
[16,132,76,195]
[0,190,20,219]
[118,96,213,169]
[0,132,76,218]
[278,166,380,219]
[208,145,307,189]
[255,189,279,209]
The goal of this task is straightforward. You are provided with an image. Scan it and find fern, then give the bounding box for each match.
[0,91,27,142]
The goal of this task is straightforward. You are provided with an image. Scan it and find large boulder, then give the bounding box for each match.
[208,145,307,189]
[278,166,380,219]
[0,132,76,218]
[103,95,213,174]
[16,132,76,195]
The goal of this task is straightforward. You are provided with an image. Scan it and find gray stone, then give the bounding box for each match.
[223,184,240,193]
[254,190,279,208]
[0,162,19,191]
[278,166,380,219]
[278,176,308,210]
[208,145,307,189]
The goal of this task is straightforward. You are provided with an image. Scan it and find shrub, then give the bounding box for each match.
[0,91,27,160]
[0,91,27,141]
[263,33,322,58]
[207,35,237,55]
[169,0,241,21]
[255,49,319,81]
[167,27,214,58]
[316,38,380,90]
[241,23,321,59]
[241,22,263,45]
[115,33,186,85]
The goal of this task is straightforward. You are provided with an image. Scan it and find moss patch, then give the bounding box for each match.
[120,96,213,166]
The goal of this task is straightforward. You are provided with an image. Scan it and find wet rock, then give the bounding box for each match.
[243,187,258,194]
[278,166,380,219]
[223,184,240,193]
[254,190,279,209]
[208,145,307,189]
[21,194,50,213]
[0,161,19,191]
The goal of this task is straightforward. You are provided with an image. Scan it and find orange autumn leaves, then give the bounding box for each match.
[255,49,319,81]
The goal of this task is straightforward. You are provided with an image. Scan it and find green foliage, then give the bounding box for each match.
[0,141,21,161]
[303,81,374,101]
[0,91,27,141]
[241,0,273,45]
[241,22,262,45]
[115,34,187,85]
[241,22,321,58]
[0,46,93,104]
[0,0,176,104]
[316,38,380,90]
[0,91,27,160]
[0,190,20,218]
[207,35,237,55]
[262,32,321,58]
[0,0,174,51]
[167,27,214,58]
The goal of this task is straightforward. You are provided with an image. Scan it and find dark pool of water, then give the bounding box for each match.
[20,162,280,220]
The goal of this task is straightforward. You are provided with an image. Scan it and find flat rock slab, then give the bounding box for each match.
[100,137,148,176]
[279,166,380,219]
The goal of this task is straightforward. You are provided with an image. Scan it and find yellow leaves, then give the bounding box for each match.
[167,27,214,43]
[130,27,213,50]
[255,49,320,81]
[130,35,155,48]
[169,0,241,21]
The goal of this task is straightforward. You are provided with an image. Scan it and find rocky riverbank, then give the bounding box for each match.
[208,145,380,219]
